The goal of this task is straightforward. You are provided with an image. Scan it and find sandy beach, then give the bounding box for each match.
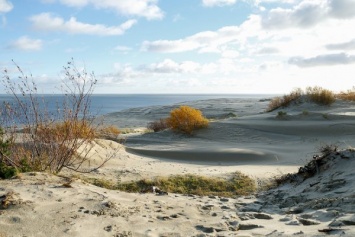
[1,97,355,236]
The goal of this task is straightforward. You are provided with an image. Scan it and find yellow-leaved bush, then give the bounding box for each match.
[166,105,208,134]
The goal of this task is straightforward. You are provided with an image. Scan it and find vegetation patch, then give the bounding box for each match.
[0,59,115,175]
[302,110,309,116]
[166,105,209,135]
[305,86,335,105]
[267,143,344,188]
[267,86,337,112]
[277,111,287,118]
[85,172,255,197]
[147,106,209,135]
[337,87,355,102]
[147,118,169,132]
[267,88,302,112]
[96,125,121,140]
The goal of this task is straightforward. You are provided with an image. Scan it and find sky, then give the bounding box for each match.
[1,0,355,94]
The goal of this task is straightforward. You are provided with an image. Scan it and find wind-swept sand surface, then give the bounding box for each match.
[1,97,355,236]
[107,97,355,179]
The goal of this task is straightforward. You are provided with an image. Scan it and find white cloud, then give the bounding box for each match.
[262,0,355,29]
[288,53,355,67]
[202,0,237,7]
[146,59,202,74]
[329,0,355,19]
[114,45,132,52]
[256,47,279,55]
[142,39,201,53]
[262,0,327,29]
[202,0,298,8]
[256,0,297,3]
[0,0,13,13]
[114,58,252,77]
[326,39,355,51]
[142,15,265,55]
[45,0,164,20]
[142,25,244,53]
[8,36,43,51]
[30,13,137,36]
[65,47,87,53]
[141,0,355,80]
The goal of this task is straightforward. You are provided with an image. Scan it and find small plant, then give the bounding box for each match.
[0,127,17,179]
[147,118,169,132]
[322,113,329,120]
[277,111,287,118]
[302,110,309,116]
[0,162,17,179]
[166,106,208,135]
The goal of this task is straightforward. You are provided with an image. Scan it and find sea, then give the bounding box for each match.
[0,94,271,116]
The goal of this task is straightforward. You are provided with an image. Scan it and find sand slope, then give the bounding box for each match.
[1,97,355,236]
[122,98,355,178]
[1,149,355,237]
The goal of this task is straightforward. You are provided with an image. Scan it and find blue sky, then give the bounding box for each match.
[1,0,355,94]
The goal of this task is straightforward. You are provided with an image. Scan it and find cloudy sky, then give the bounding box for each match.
[1,0,355,94]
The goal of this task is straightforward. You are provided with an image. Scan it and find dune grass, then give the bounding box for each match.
[267,86,337,112]
[337,87,355,101]
[305,86,336,105]
[84,172,256,197]
[267,88,303,112]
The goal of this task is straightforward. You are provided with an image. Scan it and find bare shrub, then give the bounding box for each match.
[1,59,113,174]
[166,105,208,135]
[305,86,335,105]
[147,118,169,132]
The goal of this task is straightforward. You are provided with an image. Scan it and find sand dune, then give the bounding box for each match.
[1,97,355,236]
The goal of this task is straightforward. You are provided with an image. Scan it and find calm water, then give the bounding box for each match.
[0,94,271,116]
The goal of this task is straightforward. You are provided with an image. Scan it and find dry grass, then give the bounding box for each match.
[305,86,336,105]
[97,125,120,140]
[337,87,355,101]
[267,88,302,112]
[267,86,337,112]
[85,172,256,197]
[33,120,96,143]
